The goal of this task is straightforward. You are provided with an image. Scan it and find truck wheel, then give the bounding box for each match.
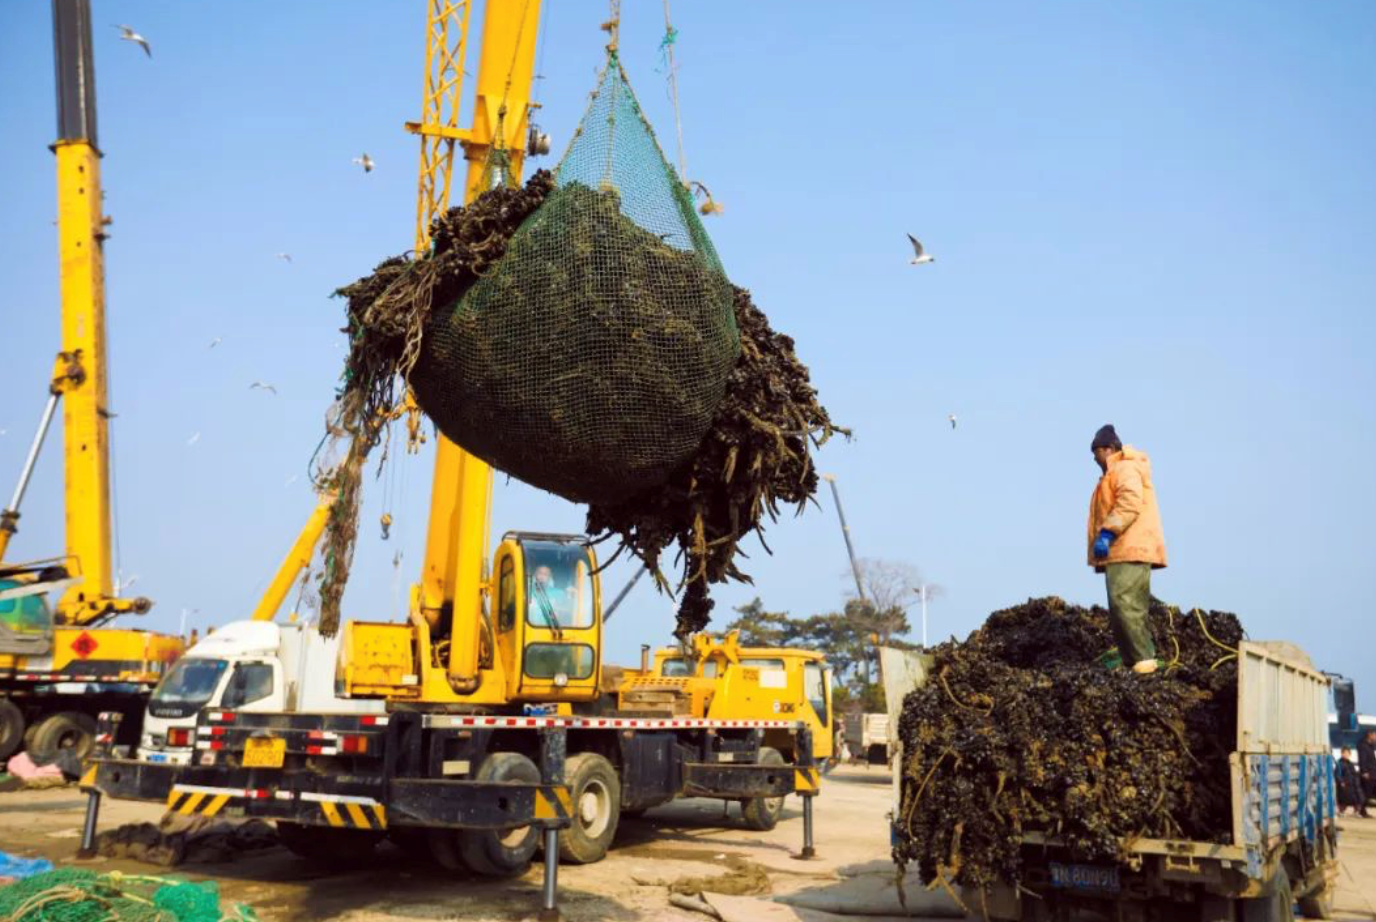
[277,821,383,865]
[457,752,542,877]
[558,753,620,864]
[0,699,24,761]
[1243,871,1295,922]
[740,747,787,832]
[28,711,95,762]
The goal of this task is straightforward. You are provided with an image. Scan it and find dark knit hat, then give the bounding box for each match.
[1091,424,1121,451]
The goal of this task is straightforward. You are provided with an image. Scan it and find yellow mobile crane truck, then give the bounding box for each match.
[0,0,184,764]
[81,2,826,915]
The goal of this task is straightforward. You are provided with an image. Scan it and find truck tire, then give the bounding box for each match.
[558,753,620,864]
[28,711,95,763]
[277,821,383,865]
[740,747,787,832]
[456,752,542,877]
[1243,871,1295,922]
[0,699,24,761]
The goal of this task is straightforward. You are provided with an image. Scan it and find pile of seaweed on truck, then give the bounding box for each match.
[317,170,843,638]
[892,596,1243,894]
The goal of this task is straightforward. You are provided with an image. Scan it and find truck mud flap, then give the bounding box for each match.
[682,762,795,799]
[387,778,570,830]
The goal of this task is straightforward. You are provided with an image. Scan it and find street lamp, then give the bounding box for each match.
[913,585,931,649]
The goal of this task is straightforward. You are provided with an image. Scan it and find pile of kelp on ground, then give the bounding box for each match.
[892,596,1243,893]
[321,172,843,639]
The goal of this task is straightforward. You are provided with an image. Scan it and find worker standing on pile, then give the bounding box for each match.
[1087,424,1167,675]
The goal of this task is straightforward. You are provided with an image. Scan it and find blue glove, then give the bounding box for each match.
[1093,529,1115,560]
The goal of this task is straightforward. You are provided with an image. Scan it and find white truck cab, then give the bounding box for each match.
[138,621,382,765]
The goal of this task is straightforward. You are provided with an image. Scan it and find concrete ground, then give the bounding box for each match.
[0,764,1373,921]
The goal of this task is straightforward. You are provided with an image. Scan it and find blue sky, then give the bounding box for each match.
[2,2,1374,703]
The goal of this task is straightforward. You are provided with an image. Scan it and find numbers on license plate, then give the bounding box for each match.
[1049,862,1120,892]
[242,737,286,768]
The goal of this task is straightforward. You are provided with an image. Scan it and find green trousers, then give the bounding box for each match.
[1105,562,1156,666]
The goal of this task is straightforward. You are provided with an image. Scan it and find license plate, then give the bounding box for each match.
[242,737,286,768]
[147,753,167,763]
[1049,862,1121,893]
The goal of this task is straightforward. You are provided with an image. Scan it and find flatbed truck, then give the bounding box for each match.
[882,641,1338,922]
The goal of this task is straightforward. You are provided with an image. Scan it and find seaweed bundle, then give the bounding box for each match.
[892,597,1242,892]
[319,174,842,637]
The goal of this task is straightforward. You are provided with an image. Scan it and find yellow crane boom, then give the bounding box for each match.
[0,0,148,625]
[407,0,541,693]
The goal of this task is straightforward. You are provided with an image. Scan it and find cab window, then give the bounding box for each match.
[524,542,594,630]
[0,581,51,635]
[524,643,596,680]
[221,663,274,709]
[498,556,516,631]
[740,658,785,670]
[804,662,829,727]
[660,657,716,678]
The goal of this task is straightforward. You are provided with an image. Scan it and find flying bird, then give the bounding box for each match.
[908,233,935,265]
[352,153,375,173]
[249,381,278,395]
[948,414,958,430]
[186,431,201,446]
[276,252,292,263]
[208,336,222,349]
[115,25,151,57]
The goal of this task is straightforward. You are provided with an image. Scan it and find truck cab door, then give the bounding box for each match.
[803,662,834,760]
[221,660,285,712]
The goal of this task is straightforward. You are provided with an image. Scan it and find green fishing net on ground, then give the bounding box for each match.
[0,869,256,922]
[410,51,739,505]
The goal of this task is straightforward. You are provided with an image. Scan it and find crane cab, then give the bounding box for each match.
[342,532,603,707]
[492,533,601,702]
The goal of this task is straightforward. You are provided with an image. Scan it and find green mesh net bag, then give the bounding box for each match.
[409,52,738,505]
[0,869,256,922]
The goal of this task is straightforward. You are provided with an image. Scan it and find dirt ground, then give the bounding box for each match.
[1,765,1374,921]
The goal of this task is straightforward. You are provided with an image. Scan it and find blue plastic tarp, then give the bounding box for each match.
[0,851,54,880]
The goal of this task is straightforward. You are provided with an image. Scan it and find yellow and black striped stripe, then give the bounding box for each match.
[533,785,572,822]
[794,767,821,794]
[315,799,387,830]
[165,787,232,819]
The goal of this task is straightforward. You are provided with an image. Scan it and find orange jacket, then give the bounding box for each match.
[1087,446,1167,570]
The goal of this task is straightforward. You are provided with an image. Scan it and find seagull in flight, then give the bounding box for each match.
[352,153,375,173]
[186,431,201,447]
[208,336,222,349]
[250,381,278,395]
[908,234,935,265]
[948,414,958,430]
[276,252,292,263]
[115,25,151,58]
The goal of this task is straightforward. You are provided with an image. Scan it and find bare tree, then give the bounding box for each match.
[836,558,944,682]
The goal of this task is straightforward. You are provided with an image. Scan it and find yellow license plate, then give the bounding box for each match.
[242,737,285,768]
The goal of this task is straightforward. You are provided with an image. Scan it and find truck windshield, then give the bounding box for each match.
[153,659,229,706]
